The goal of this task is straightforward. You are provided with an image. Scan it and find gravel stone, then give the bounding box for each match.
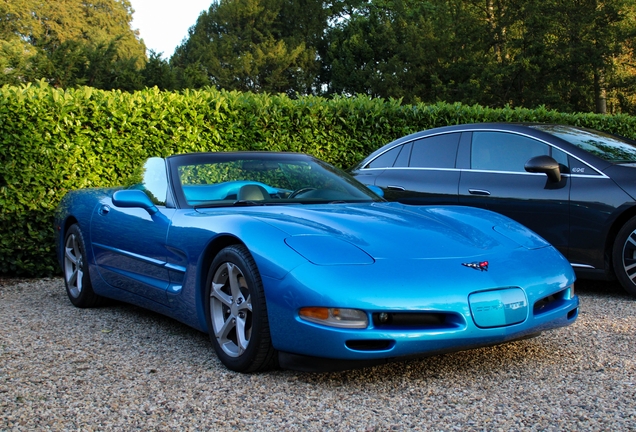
[0,278,634,430]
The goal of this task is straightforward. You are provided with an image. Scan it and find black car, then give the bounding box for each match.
[351,123,636,295]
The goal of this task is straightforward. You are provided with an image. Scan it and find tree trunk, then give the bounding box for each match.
[594,70,607,114]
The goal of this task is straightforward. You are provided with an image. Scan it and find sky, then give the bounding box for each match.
[129,0,212,59]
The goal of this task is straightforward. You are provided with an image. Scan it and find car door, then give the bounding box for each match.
[90,158,176,306]
[458,131,571,256]
[372,132,465,204]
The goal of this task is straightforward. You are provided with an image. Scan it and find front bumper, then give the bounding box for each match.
[277,331,546,372]
[263,252,578,364]
[271,296,578,364]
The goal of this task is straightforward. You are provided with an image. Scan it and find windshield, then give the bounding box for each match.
[530,124,636,163]
[169,153,382,208]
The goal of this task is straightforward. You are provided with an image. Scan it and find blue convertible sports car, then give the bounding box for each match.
[55,152,579,372]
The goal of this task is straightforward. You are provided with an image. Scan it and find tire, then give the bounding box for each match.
[612,216,636,296]
[63,224,103,307]
[205,245,278,372]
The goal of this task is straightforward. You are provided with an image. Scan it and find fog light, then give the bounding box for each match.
[567,284,575,299]
[299,307,368,328]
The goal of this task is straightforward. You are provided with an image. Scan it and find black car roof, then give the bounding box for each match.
[357,122,616,172]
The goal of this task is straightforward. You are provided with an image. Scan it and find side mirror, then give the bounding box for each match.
[366,185,385,198]
[524,155,561,183]
[112,189,158,215]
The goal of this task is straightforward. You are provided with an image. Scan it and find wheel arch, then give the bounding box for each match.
[605,205,636,276]
[63,216,80,233]
[56,216,80,267]
[196,234,246,324]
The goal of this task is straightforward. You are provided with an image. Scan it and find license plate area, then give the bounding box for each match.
[469,288,528,328]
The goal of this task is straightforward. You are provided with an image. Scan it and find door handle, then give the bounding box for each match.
[468,189,491,196]
[387,185,406,191]
[99,205,110,215]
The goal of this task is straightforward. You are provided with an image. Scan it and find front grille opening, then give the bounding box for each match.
[534,294,557,313]
[371,312,463,329]
[533,288,570,315]
[345,339,393,351]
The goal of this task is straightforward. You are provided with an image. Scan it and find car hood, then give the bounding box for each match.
[234,202,549,262]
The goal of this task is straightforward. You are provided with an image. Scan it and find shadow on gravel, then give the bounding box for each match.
[78,296,561,382]
[102,300,210,339]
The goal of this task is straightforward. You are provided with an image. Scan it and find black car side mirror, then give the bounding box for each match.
[524,155,561,183]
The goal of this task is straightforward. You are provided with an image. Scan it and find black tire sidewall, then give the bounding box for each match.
[64,224,100,307]
[204,245,274,372]
[612,217,636,296]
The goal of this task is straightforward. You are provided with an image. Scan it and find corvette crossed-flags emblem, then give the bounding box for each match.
[462,261,489,271]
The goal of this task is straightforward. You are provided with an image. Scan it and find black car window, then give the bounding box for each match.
[409,133,460,168]
[471,132,549,172]
[551,147,570,173]
[394,142,412,167]
[530,124,636,163]
[366,145,402,168]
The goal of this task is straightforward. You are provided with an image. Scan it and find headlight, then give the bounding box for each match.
[299,307,369,328]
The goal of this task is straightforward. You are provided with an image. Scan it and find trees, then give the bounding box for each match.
[325,0,490,104]
[142,51,177,90]
[0,0,146,88]
[474,0,634,113]
[3,0,636,114]
[171,0,348,95]
[171,0,299,93]
[322,0,636,113]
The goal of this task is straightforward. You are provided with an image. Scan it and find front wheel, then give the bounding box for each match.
[205,245,277,372]
[63,224,103,307]
[612,216,636,296]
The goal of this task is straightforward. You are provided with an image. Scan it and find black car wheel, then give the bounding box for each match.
[63,224,103,307]
[612,216,636,296]
[205,245,277,372]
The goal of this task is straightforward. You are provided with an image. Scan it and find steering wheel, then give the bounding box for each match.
[288,187,317,198]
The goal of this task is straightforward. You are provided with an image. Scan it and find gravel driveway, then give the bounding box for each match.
[1,277,634,430]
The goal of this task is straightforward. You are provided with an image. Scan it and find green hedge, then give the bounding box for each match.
[2,81,636,276]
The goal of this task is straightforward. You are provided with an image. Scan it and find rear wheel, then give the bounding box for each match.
[612,216,636,296]
[205,245,277,372]
[63,224,103,307]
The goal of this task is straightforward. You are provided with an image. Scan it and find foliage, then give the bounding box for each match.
[0,0,146,88]
[324,0,636,113]
[3,0,636,114]
[142,51,178,91]
[170,0,353,95]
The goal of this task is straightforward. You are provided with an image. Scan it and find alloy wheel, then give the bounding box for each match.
[64,233,84,298]
[210,262,253,357]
